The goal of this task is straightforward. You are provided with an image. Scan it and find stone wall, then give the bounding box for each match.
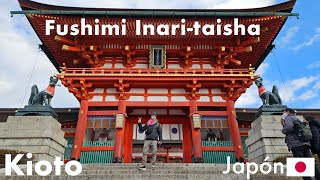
[245,115,303,163]
[0,116,67,163]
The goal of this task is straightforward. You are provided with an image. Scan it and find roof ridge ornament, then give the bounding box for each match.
[10,10,299,18]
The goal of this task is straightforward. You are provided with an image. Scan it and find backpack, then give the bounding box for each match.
[293,120,313,142]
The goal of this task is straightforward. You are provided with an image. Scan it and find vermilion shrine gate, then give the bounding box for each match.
[16,0,296,163]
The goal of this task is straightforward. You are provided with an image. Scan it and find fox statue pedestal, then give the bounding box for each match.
[255,104,287,117]
[15,105,58,120]
[0,116,67,163]
[245,115,303,163]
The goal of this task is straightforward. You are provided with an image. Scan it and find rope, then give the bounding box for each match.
[271,48,293,108]
[20,49,42,107]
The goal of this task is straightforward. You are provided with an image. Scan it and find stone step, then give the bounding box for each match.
[2,174,300,180]
[0,163,291,173]
[81,164,229,170]
[3,170,228,176]
[0,166,230,175]
[1,163,230,170]
[0,164,302,180]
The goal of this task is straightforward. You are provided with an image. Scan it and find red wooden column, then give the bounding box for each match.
[182,119,192,163]
[189,99,203,163]
[166,148,170,163]
[71,99,88,160]
[123,123,133,163]
[113,99,126,163]
[227,100,245,162]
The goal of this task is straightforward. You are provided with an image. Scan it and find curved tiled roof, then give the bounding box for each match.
[17,0,296,71]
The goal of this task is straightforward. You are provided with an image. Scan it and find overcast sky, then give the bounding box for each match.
[0,0,319,109]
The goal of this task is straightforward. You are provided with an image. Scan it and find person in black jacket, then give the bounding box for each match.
[304,115,320,158]
[138,112,162,170]
[282,109,320,180]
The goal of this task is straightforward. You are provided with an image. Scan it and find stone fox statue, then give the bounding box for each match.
[255,77,282,105]
[28,76,59,106]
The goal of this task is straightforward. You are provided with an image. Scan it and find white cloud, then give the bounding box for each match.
[236,74,320,108]
[278,26,299,48]
[287,76,318,91]
[235,85,261,108]
[0,0,79,108]
[255,63,270,77]
[307,60,320,69]
[0,73,15,95]
[293,27,320,50]
[235,63,270,107]
[294,90,318,101]
[313,81,320,90]
[207,0,276,9]
[235,80,275,108]
[278,75,319,105]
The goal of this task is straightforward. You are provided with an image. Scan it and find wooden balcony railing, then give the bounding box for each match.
[57,67,257,78]
[62,67,252,74]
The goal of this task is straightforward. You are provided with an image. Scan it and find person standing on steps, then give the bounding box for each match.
[138,112,162,170]
[281,108,320,180]
[304,115,320,159]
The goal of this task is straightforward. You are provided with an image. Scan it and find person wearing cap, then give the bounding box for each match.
[281,108,310,150]
[281,108,320,180]
[304,115,320,159]
[137,112,162,170]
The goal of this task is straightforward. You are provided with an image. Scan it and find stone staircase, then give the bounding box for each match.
[0,163,301,180]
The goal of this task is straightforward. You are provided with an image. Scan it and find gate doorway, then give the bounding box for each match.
[124,116,192,163]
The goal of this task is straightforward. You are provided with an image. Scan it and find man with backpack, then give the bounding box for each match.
[304,115,320,159]
[138,112,162,170]
[281,108,320,180]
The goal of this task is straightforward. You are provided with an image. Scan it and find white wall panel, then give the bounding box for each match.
[170,124,180,140]
[212,96,226,102]
[105,96,117,101]
[147,96,168,101]
[147,88,168,94]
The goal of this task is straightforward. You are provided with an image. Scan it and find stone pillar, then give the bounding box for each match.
[71,99,88,160]
[0,116,67,163]
[245,115,296,163]
[227,100,245,162]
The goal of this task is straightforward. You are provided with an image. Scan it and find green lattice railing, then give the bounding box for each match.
[241,136,248,158]
[64,137,74,160]
[202,141,233,147]
[80,151,114,164]
[82,140,114,147]
[202,151,236,164]
[202,141,235,164]
[80,140,114,164]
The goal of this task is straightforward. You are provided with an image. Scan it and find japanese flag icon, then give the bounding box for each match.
[286,158,315,177]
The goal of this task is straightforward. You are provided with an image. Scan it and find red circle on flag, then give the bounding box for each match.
[295,161,307,173]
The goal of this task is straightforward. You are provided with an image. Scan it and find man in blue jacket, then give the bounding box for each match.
[138,112,162,170]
